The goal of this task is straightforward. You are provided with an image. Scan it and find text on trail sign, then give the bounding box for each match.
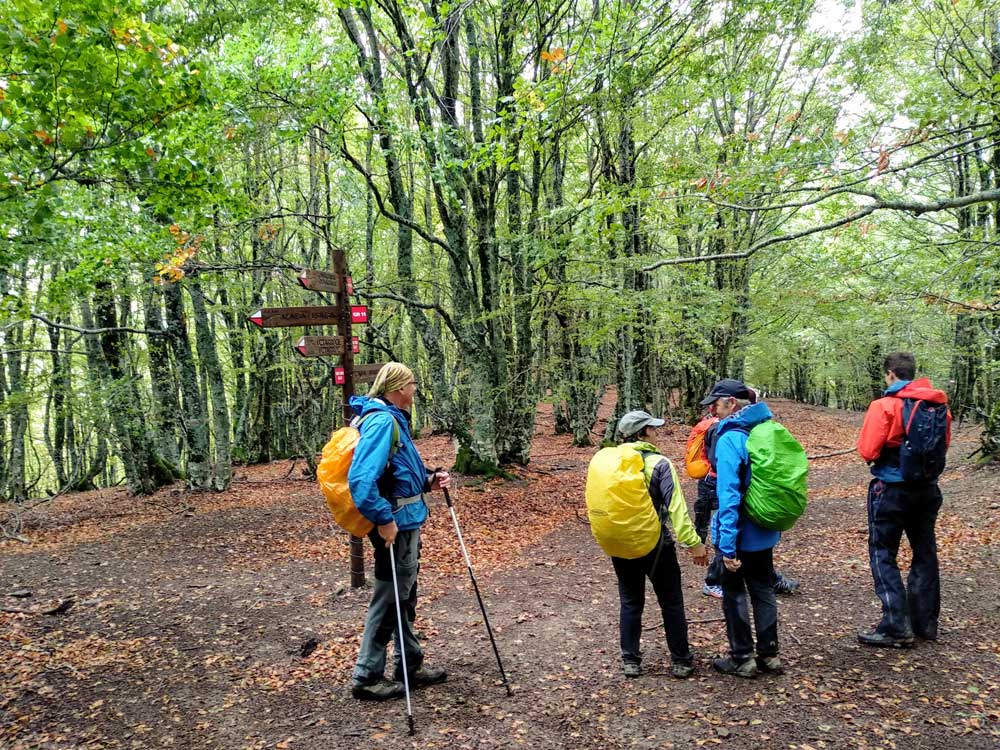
[334,363,386,384]
[351,306,368,324]
[295,336,360,357]
[298,269,354,295]
[248,307,338,328]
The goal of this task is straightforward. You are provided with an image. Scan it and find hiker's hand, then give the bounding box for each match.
[430,471,450,491]
[378,520,398,547]
[689,544,708,566]
[723,556,741,572]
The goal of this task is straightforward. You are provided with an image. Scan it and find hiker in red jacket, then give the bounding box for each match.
[856,352,952,648]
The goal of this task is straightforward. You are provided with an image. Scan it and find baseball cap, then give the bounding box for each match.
[699,378,756,406]
[617,410,666,438]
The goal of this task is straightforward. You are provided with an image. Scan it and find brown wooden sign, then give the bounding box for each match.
[248,306,339,328]
[334,363,385,384]
[294,336,360,357]
[298,269,354,295]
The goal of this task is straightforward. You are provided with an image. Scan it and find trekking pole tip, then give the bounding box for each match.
[407,715,416,735]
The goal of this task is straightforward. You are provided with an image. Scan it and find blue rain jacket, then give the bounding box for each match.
[710,401,782,558]
[347,395,432,530]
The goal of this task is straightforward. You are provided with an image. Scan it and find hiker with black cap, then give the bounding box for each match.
[700,380,785,678]
[586,410,708,680]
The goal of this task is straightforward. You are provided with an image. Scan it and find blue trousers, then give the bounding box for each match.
[867,479,942,639]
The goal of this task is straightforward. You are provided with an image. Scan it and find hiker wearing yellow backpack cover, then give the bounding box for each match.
[348,363,450,701]
[586,410,708,679]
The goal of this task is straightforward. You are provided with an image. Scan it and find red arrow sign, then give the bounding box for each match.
[294,336,360,357]
[351,306,368,324]
[248,307,339,328]
[297,269,354,295]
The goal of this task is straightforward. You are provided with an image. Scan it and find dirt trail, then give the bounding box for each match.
[2,400,998,749]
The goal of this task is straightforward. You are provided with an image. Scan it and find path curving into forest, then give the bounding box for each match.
[2,400,998,749]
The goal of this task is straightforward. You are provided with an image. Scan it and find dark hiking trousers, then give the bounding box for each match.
[612,542,693,667]
[694,477,718,545]
[719,546,779,662]
[867,478,942,639]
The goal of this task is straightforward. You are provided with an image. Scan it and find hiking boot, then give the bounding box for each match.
[622,661,641,679]
[702,584,723,599]
[857,630,914,649]
[774,573,800,595]
[671,662,695,679]
[712,656,758,678]
[394,664,448,687]
[756,655,784,675]
[914,628,938,642]
[351,678,405,701]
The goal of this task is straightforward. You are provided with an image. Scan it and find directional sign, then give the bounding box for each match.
[351,306,369,324]
[335,363,386,384]
[248,306,339,328]
[298,269,354,295]
[294,336,360,357]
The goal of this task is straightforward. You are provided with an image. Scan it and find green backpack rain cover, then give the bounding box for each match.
[744,421,808,531]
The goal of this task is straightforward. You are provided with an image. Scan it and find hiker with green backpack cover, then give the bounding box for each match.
[703,379,809,678]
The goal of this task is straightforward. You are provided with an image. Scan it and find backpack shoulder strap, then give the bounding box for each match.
[357,412,402,456]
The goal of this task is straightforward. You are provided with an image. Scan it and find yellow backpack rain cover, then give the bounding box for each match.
[585,443,663,559]
[316,415,400,538]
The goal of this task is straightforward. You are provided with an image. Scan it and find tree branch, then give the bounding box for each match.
[29,313,167,337]
[643,187,1000,271]
[338,137,454,255]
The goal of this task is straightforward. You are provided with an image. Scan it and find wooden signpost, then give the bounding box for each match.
[248,257,384,588]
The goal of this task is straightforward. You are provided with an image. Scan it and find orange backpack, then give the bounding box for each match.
[316,414,400,537]
[685,416,717,479]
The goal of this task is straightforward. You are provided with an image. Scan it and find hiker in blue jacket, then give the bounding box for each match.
[348,362,450,701]
[703,379,784,678]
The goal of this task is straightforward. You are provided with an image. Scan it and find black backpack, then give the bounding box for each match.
[898,398,948,482]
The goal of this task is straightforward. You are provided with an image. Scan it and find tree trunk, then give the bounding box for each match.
[92,283,177,495]
[189,280,233,490]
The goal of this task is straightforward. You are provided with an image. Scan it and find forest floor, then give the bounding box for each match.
[2,397,999,750]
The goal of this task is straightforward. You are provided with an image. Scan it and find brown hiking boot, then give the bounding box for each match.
[394,664,448,687]
[712,656,758,678]
[858,630,914,649]
[756,655,784,674]
[351,678,405,701]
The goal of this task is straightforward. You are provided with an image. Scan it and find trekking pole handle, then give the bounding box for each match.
[433,467,455,508]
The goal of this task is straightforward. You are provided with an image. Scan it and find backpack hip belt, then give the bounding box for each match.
[393,494,424,512]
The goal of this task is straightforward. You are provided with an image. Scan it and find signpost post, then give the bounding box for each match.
[248,253,383,588]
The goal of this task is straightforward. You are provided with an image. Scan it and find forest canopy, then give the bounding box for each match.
[1,0,998,502]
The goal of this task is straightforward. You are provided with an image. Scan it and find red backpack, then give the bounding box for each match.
[685,416,718,479]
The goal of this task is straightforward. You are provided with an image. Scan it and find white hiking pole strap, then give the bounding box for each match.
[442,486,512,696]
[388,542,415,735]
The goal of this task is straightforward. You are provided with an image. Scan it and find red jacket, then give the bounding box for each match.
[857,378,952,476]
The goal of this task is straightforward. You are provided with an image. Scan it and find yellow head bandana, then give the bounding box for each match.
[369,362,414,397]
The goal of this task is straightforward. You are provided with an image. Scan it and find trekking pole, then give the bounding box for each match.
[387,543,416,735]
[441,485,513,696]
